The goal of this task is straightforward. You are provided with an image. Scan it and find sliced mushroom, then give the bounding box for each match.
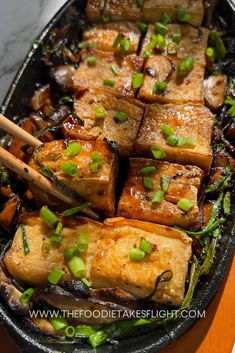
[203,75,227,111]
[25,317,61,338]
[30,84,51,111]
[50,65,76,92]
[0,265,32,315]
[34,285,138,325]
[0,194,21,231]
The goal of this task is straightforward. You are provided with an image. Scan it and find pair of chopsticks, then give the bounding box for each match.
[0,114,98,219]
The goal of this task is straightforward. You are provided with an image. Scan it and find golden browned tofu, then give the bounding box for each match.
[4,215,192,306]
[118,158,203,229]
[63,88,145,156]
[134,104,214,171]
[103,0,142,21]
[86,0,105,22]
[83,22,141,54]
[73,49,144,97]
[4,215,103,287]
[142,0,204,26]
[141,24,209,66]
[29,140,117,216]
[138,55,205,104]
[91,217,192,306]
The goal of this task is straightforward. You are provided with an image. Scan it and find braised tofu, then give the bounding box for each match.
[29,140,117,216]
[142,0,204,26]
[83,22,141,54]
[86,0,105,22]
[63,88,145,156]
[118,158,204,229]
[4,215,103,287]
[91,217,192,306]
[103,0,142,21]
[134,104,214,171]
[73,49,144,97]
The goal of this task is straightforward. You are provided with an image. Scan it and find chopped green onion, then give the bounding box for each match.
[62,202,92,216]
[151,190,165,204]
[64,143,82,157]
[19,288,34,303]
[177,137,196,147]
[103,79,115,87]
[50,316,68,331]
[87,56,97,66]
[129,248,145,261]
[167,42,178,55]
[114,111,128,122]
[138,22,148,33]
[78,42,98,49]
[223,191,231,216]
[155,34,166,48]
[40,206,59,229]
[48,268,64,285]
[224,96,234,106]
[77,233,89,253]
[177,56,195,76]
[20,224,30,256]
[42,241,51,254]
[143,50,151,58]
[139,238,152,254]
[68,256,86,278]
[65,326,76,338]
[177,7,192,23]
[95,106,106,118]
[76,325,97,337]
[209,32,226,61]
[228,105,235,118]
[120,38,131,54]
[162,13,171,25]
[59,162,78,176]
[112,33,122,48]
[155,22,168,35]
[172,33,182,43]
[89,331,109,348]
[161,175,170,192]
[160,124,174,136]
[152,81,168,93]
[50,235,62,245]
[64,247,76,260]
[205,47,215,61]
[54,222,63,237]
[142,176,154,190]
[90,161,103,173]
[82,278,92,287]
[132,73,144,89]
[177,198,195,212]
[140,166,156,174]
[151,146,166,159]
[136,0,142,7]
[0,166,9,184]
[205,176,225,194]
[111,64,120,75]
[102,13,110,23]
[166,134,179,146]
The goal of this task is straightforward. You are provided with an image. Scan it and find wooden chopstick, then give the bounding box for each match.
[0,114,99,220]
[0,114,42,148]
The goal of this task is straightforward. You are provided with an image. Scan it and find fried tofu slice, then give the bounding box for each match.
[134,104,214,171]
[86,0,105,22]
[91,217,192,306]
[73,49,144,97]
[83,22,141,54]
[29,140,117,216]
[142,0,204,26]
[103,0,142,21]
[4,214,103,287]
[4,215,192,306]
[118,158,204,229]
[63,88,145,156]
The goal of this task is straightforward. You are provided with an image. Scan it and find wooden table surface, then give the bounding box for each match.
[0,255,234,353]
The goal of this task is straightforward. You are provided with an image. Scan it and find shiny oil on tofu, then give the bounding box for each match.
[142,0,204,26]
[4,214,192,306]
[83,22,141,54]
[4,215,103,287]
[73,49,144,97]
[86,0,105,22]
[135,104,214,171]
[118,158,204,229]
[29,140,117,216]
[90,217,192,306]
[103,0,142,21]
[63,88,145,156]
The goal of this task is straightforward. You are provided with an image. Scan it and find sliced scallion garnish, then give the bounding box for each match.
[19,288,34,303]
[68,256,86,278]
[64,143,82,157]
[59,162,79,176]
[40,206,59,229]
[151,190,165,204]
[177,198,195,212]
[48,268,64,285]
[62,202,92,217]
